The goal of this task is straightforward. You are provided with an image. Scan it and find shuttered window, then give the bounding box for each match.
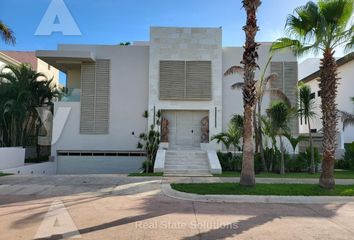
[80,60,110,134]
[270,61,298,134]
[159,61,185,99]
[159,60,211,100]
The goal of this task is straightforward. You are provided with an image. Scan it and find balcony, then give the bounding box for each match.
[61,88,81,102]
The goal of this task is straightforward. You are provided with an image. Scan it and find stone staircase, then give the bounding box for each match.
[164,150,212,177]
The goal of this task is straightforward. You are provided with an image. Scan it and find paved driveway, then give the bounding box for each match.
[0,175,354,240]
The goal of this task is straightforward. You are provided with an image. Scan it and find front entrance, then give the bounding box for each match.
[162,110,208,148]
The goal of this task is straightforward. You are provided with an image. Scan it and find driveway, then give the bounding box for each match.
[0,175,354,240]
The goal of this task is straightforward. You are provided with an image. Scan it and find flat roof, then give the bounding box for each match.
[299,52,354,83]
[36,50,96,73]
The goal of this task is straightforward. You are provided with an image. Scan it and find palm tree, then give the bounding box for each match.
[261,116,278,171]
[237,0,262,186]
[284,132,305,162]
[212,115,243,154]
[0,20,16,45]
[267,101,294,174]
[271,0,353,189]
[0,64,60,147]
[299,84,317,173]
[224,55,290,172]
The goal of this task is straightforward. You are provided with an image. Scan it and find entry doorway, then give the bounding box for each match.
[162,110,208,149]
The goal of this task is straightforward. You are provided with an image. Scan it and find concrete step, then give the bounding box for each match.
[163,150,211,176]
[165,166,210,170]
[165,160,208,164]
[164,173,212,177]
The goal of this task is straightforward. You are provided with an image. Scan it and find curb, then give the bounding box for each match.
[162,184,354,204]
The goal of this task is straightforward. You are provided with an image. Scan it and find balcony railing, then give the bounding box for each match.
[61,88,81,102]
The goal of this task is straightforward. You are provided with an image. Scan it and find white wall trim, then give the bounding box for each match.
[207,150,222,174]
[154,150,166,173]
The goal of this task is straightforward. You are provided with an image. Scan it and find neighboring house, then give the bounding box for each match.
[0,51,60,156]
[36,27,298,175]
[298,52,354,157]
[0,51,60,85]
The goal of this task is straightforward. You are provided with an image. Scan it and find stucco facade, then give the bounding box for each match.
[36,27,298,173]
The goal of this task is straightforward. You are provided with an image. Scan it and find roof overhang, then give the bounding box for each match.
[299,52,354,84]
[35,50,96,73]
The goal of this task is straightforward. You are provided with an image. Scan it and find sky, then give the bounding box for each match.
[0,0,349,84]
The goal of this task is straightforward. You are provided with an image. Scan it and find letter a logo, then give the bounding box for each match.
[35,0,81,36]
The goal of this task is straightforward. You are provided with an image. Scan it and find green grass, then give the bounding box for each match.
[128,172,163,177]
[0,173,12,177]
[214,170,354,179]
[171,183,354,196]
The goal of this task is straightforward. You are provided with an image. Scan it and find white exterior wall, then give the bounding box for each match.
[222,44,297,152]
[299,60,354,146]
[148,27,223,149]
[51,45,149,155]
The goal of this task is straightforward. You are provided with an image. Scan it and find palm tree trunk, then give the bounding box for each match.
[308,120,315,174]
[279,135,285,175]
[254,107,259,153]
[319,49,337,189]
[241,105,256,185]
[240,0,261,187]
[258,99,267,172]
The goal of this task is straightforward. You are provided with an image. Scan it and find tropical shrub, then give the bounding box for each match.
[137,110,161,173]
[336,142,354,170]
[0,64,62,148]
[217,151,242,172]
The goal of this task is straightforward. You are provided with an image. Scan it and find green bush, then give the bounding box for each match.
[140,160,154,173]
[336,142,354,170]
[287,154,308,172]
[217,151,242,172]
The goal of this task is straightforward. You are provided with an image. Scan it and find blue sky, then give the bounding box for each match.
[0,0,345,83]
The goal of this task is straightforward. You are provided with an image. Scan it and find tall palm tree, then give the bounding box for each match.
[0,20,16,45]
[238,0,261,186]
[299,84,317,173]
[267,101,294,174]
[224,55,290,172]
[271,0,353,189]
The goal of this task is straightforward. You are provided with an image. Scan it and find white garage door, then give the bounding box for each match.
[163,110,208,148]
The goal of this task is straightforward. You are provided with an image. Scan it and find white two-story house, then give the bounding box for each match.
[36,27,298,175]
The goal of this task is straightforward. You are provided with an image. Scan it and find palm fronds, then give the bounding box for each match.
[224,65,244,76]
[0,20,16,45]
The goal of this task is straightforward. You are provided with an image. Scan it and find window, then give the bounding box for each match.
[310,129,317,133]
[310,92,315,99]
[80,60,110,134]
[159,60,211,100]
[318,90,321,97]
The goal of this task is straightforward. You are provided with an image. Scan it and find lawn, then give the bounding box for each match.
[128,172,163,177]
[214,170,354,179]
[0,173,12,177]
[171,183,354,196]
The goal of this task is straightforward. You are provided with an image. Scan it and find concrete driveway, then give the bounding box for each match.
[0,175,354,240]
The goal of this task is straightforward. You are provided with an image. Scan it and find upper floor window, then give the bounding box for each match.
[159,60,211,100]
